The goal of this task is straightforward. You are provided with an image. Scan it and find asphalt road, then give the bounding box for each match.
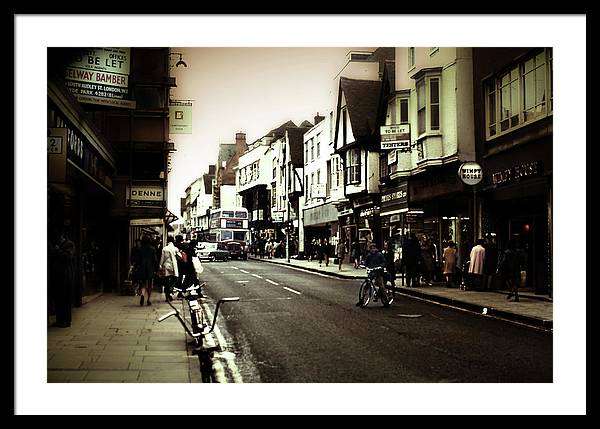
[200,259,552,383]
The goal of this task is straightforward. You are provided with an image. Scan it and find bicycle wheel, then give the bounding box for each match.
[358,280,373,307]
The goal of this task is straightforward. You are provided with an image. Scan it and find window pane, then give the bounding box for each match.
[487,90,496,125]
[524,72,535,110]
[431,105,439,130]
[400,99,409,123]
[430,79,439,103]
[536,67,546,105]
[501,86,511,120]
[511,81,519,115]
[524,58,535,74]
[417,81,425,109]
[418,109,426,134]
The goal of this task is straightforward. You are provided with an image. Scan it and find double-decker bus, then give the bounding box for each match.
[206,207,250,259]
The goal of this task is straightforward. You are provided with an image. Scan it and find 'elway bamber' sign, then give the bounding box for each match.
[63,48,136,109]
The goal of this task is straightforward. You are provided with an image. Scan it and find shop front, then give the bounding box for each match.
[302,202,339,259]
[408,163,472,269]
[48,86,116,313]
[481,142,552,296]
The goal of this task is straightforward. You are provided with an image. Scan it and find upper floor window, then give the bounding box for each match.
[408,47,415,69]
[345,148,360,185]
[386,96,410,125]
[310,138,314,162]
[304,141,308,165]
[416,74,441,135]
[316,133,321,159]
[485,48,553,139]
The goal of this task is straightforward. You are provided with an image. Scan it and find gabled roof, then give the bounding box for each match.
[339,77,381,140]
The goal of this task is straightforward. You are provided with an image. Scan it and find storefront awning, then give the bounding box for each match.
[164,209,179,225]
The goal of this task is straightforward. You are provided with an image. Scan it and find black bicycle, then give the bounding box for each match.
[357,266,395,308]
[158,283,239,382]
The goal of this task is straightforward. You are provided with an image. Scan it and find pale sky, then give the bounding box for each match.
[167,47,367,213]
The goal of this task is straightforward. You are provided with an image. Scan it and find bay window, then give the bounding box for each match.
[485,48,553,139]
[345,148,360,184]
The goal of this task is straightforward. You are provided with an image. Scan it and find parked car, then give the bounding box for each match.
[196,242,229,262]
[222,240,248,260]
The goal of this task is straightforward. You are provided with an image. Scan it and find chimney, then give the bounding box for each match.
[314,112,325,125]
[208,164,216,175]
[235,132,247,154]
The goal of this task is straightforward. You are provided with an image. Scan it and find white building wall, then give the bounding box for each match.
[392,47,473,175]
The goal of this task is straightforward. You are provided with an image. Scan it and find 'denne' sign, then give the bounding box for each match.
[127,186,165,207]
[458,162,483,185]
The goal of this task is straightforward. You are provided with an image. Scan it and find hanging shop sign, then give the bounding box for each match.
[380,124,410,151]
[458,161,483,185]
[63,48,136,109]
[169,100,193,134]
[127,185,165,207]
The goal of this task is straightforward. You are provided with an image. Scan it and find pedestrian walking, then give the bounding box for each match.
[442,240,457,288]
[483,234,498,290]
[159,235,179,302]
[496,239,521,302]
[400,233,420,287]
[351,239,361,269]
[129,238,142,293]
[336,238,347,271]
[137,235,158,306]
[419,235,435,286]
[468,238,486,290]
[319,238,329,267]
[49,229,75,328]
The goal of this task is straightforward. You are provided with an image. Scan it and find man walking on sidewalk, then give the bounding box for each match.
[159,236,179,302]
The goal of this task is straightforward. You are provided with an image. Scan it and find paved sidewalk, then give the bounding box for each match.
[249,255,553,331]
[47,293,203,383]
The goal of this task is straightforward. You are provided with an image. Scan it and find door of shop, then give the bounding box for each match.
[509,215,548,295]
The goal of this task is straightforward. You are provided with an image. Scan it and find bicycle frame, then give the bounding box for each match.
[158,283,239,347]
[358,266,393,308]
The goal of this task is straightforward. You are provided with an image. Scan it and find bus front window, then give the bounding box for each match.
[222,230,233,241]
[234,231,246,241]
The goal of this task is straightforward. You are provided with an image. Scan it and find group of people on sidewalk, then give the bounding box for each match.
[129,235,203,307]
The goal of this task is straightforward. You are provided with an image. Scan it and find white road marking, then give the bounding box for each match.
[265,279,279,286]
[202,302,243,383]
[283,286,302,295]
[235,280,249,284]
[252,274,263,279]
[239,269,250,274]
[230,266,239,270]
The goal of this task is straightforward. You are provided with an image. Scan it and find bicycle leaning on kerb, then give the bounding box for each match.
[158,281,239,382]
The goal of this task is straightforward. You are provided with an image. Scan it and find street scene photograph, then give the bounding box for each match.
[15,15,586,415]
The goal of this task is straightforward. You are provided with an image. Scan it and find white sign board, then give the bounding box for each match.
[312,183,327,198]
[458,161,483,185]
[380,124,410,150]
